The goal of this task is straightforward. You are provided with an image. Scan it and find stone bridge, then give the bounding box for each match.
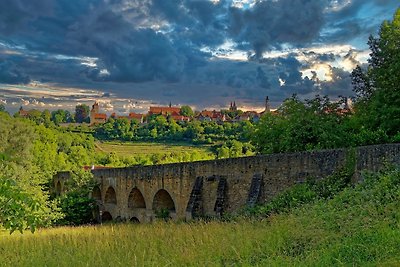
[53,144,400,223]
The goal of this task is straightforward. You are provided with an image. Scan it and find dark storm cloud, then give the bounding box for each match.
[229,0,327,58]
[303,51,337,62]
[0,0,53,35]
[322,0,399,44]
[275,56,317,96]
[0,60,30,84]
[256,67,271,89]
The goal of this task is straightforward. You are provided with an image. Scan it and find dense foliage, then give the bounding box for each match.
[0,178,41,233]
[93,116,255,158]
[351,9,400,136]
[251,94,393,154]
[0,112,97,231]
[94,116,253,145]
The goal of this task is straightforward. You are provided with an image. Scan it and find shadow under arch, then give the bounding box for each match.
[152,189,176,212]
[130,217,140,223]
[128,188,146,209]
[102,211,113,222]
[105,186,117,204]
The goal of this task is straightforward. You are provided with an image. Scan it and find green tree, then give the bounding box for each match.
[0,113,63,232]
[252,95,351,154]
[41,109,52,126]
[0,178,41,233]
[75,104,90,123]
[26,109,43,124]
[351,8,400,136]
[180,105,194,117]
[51,109,73,124]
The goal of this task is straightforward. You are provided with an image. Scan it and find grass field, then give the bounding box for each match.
[95,141,214,157]
[1,214,399,266]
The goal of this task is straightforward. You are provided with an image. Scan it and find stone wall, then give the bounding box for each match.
[53,143,400,222]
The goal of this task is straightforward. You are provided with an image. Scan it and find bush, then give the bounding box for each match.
[155,208,170,220]
[57,191,95,225]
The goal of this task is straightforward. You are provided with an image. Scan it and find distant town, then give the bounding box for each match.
[16,96,274,126]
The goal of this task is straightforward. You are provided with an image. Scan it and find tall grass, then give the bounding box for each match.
[1,169,400,266]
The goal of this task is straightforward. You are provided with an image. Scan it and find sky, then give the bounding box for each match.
[0,0,398,114]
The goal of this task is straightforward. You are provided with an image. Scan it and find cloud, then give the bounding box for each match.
[322,0,399,45]
[0,60,30,84]
[0,0,398,110]
[228,0,327,57]
[0,0,53,35]
[320,67,353,97]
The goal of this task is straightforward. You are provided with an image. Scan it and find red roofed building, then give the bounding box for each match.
[18,106,29,117]
[237,111,261,122]
[197,110,226,122]
[129,112,144,123]
[110,112,145,123]
[149,105,181,116]
[170,114,191,122]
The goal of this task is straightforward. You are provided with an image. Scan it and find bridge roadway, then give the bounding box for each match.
[53,144,400,223]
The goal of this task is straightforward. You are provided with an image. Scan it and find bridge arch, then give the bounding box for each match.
[92,186,102,202]
[102,211,113,222]
[105,186,117,204]
[130,217,140,223]
[128,188,146,209]
[152,189,176,212]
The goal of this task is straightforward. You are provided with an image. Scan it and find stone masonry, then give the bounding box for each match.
[53,144,400,223]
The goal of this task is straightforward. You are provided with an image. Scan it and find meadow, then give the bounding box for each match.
[95,141,214,157]
[1,168,400,267]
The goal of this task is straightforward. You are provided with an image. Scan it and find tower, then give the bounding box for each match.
[91,102,99,114]
[264,96,270,113]
[229,101,237,111]
[90,101,99,124]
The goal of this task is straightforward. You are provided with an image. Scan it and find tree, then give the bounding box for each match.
[351,8,400,135]
[51,109,72,124]
[180,105,194,117]
[252,95,351,154]
[27,109,42,124]
[41,109,52,126]
[0,104,5,112]
[0,178,41,233]
[75,104,90,123]
[0,114,63,232]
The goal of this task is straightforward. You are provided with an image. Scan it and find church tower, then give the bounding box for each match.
[90,101,99,124]
[229,101,237,111]
[264,96,270,113]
